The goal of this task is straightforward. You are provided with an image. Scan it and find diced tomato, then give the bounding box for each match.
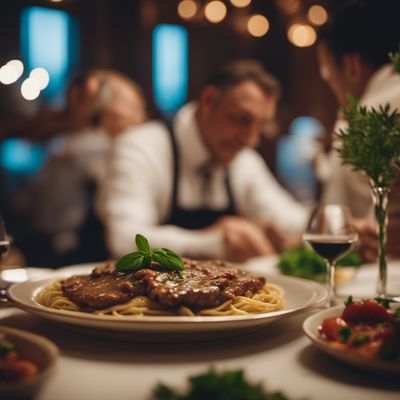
[319,317,347,340]
[342,300,390,324]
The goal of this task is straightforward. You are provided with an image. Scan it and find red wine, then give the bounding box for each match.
[304,235,355,263]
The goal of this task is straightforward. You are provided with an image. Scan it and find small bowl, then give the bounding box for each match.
[0,326,59,399]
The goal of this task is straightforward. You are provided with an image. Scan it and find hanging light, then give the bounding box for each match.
[308,5,328,26]
[177,0,198,20]
[247,15,270,37]
[287,23,317,47]
[230,0,251,8]
[204,1,227,24]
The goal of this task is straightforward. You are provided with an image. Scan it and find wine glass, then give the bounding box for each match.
[302,204,358,306]
[0,211,11,269]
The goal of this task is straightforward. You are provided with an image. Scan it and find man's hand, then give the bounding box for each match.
[207,216,276,263]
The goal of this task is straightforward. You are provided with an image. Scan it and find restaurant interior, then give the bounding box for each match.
[0,1,400,400]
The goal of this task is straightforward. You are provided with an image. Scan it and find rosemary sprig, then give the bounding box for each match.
[389,49,400,73]
[336,96,400,190]
[115,234,184,273]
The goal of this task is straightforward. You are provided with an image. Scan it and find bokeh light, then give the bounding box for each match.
[177,0,198,20]
[287,23,317,47]
[230,0,251,8]
[7,59,24,78]
[276,0,301,15]
[308,5,328,26]
[205,1,227,24]
[21,77,41,100]
[247,15,270,37]
[0,64,19,85]
[30,67,50,90]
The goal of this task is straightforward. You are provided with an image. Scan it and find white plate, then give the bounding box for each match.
[303,306,400,376]
[6,265,327,341]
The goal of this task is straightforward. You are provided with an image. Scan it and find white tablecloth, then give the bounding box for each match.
[1,260,400,400]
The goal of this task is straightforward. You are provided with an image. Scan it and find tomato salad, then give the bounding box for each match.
[319,297,400,363]
[0,333,39,382]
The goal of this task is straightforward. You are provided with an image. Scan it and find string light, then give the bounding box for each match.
[21,77,41,100]
[230,0,251,8]
[30,67,50,90]
[247,15,270,37]
[204,1,227,24]
[177,0,198,20]
[7,60,24,78]
[287,23,317,47]
[0,64,19,85]
[308,5,328,26]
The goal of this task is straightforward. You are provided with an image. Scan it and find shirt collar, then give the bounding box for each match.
[173,101,214,171]
[361,64,400,109]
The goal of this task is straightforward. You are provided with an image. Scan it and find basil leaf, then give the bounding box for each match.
[115,252,145,271]
[115,234,185,273]
[135,234,150,253]
[161,248,182,259]
[152,249,184,271]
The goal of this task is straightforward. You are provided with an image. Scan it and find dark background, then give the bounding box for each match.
[0,0,338,164]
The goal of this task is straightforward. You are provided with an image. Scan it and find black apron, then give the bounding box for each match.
[164,123,236,229]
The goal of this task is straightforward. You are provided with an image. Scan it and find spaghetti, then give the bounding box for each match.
[36,279,285,317]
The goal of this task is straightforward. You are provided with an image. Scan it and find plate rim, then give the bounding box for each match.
[302,305,400,375]
[6,265,327,329]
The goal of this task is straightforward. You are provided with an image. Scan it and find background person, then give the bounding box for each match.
[97,60,308,262]
[315,0,400,261]
[16,69,148,267]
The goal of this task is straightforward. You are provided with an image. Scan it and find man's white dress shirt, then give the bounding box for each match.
[97,102,308,258]
[321,64,400,220]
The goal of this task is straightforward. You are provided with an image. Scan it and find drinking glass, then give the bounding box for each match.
[303,204,358,306]
[0,212,11,269]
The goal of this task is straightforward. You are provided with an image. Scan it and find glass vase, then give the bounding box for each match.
[371,185,390,297]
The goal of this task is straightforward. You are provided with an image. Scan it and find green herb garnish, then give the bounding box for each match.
[352,335,370,347]
[374,297,390,309]
[0,342,16,355]
[338,326,353,343]
[152,369,289,400]
[390,49,400,73]
[395,308,400,321]
[344,296,353,306]
[115,234,184,273]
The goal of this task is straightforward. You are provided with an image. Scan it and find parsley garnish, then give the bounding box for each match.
[0,342,16,355]
[344,296,353,306]
[395,308,400,321]
[152,369,289,400]
[352,335,370,347]
[115,234,184,273]
[338,326,353,343]
[374,297,390,309]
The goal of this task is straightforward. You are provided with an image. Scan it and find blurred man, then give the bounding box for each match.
[98,60,308,262]
[316,0,400,259]
[19,70,148,266]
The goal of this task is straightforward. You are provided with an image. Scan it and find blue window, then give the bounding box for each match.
[153,24,188,117]
[277,116,325,203]
[21,6,79,103]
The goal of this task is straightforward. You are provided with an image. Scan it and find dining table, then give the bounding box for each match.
[1,258,400,400]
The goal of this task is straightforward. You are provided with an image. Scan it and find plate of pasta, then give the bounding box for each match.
[6,260,327,341]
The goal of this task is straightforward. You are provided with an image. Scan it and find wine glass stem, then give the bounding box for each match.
[326,261,336,306]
